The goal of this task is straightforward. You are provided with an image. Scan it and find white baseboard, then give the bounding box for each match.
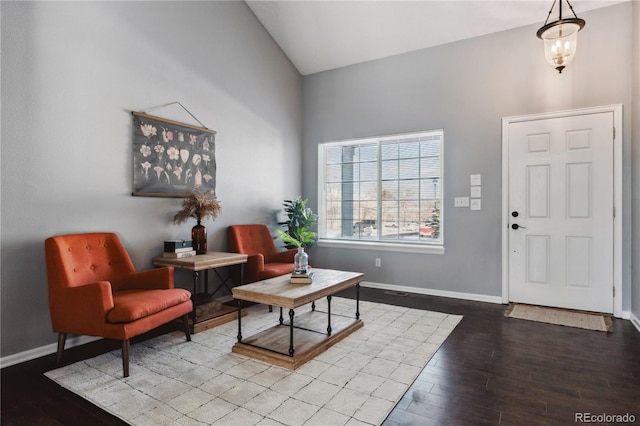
[0,335,101,369]
[360,281,504,304]
[0,296,238,369]
[0,297,242,369]
[5,295,632,368]
[630,312,640,334]
[0,287,499,369]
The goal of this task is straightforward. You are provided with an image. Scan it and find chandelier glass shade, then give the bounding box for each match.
[536,0,585,73]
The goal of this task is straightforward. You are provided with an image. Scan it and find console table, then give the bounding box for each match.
[153,252,248,333]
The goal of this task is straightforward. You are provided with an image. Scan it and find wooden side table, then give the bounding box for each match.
[153,252,248,333]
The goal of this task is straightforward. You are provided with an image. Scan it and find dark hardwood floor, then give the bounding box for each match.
[2,288,639,425]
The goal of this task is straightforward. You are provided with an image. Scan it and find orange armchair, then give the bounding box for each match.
[228,224,297,283]
[45,232,193,377]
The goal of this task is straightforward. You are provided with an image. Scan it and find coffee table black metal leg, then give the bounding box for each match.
[236,299,243,343]
[279,307,284,325]
[289,309,295,356]
[356,282,360,320]
[327,295,332,335]
[312,301,316,311]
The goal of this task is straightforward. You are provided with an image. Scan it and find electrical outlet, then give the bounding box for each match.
[375,258,381,267]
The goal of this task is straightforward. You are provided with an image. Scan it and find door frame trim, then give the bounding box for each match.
[501,104,623,317]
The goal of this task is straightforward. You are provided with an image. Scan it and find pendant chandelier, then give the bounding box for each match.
[536,0,586,73]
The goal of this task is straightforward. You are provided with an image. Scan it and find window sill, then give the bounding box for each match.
[317,239,445,255]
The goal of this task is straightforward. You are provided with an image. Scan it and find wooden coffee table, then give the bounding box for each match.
[231,268,364,369]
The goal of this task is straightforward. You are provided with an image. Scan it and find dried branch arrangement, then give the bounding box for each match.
[173,189,221,224]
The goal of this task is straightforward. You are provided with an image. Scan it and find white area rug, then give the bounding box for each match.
[45,297,462,425]
[505,303,612,332]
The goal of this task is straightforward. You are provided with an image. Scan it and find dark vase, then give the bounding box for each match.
[192,220,207,254]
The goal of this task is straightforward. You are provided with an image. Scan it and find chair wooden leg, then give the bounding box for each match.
[122,339,130,378]
[56,333,67,366]
[183,314,192,342]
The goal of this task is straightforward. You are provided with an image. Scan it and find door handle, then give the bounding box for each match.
[511,224,526,230]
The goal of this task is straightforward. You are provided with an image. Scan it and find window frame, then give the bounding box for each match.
[317,130,445,255]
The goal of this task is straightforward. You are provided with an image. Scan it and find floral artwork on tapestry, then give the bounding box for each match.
[132,112,216,197]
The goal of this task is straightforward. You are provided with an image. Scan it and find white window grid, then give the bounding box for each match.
[318,130,443,246]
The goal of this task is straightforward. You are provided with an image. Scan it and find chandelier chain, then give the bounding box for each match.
[565,0,579,19]
[543,0,557,26]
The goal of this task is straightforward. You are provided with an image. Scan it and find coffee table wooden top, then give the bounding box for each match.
[153,252,248,271]
[232,268,364,309]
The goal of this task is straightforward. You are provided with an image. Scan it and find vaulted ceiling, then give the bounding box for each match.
[246,0,626,75]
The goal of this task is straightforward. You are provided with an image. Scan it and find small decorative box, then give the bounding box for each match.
[164,240,193,252]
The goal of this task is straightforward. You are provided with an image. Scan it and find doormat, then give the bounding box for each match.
[505,303,613,332]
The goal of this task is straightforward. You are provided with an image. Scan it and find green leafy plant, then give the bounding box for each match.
[278,197,318,248]
[276,229,317,248]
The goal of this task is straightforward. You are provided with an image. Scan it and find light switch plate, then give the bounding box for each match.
[470,186,482,198]
[470,199,481,210]
[470,174,481,186]
[455,197,470,207]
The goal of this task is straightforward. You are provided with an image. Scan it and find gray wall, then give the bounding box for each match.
[1,1,302,358]
[633,1,640,323]
[303,3,634,305]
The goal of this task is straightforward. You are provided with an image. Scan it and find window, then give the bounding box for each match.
[318,130,443,250]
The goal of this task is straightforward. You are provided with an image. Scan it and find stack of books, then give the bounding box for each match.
[290,271,314,284]
[163,240,196,258]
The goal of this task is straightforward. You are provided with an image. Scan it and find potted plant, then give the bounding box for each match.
[275,229,315,274]
[275,228,317,249]
[173,189,221,254]
[278,197,318,249]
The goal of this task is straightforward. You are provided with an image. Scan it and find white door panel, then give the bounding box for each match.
[508,112,614,313]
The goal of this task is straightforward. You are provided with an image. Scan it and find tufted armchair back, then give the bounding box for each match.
[45,232,137,293]
[228,224,297,283]
[228,224,279,260]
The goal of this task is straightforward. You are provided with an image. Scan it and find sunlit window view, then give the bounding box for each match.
[319,130,443,245]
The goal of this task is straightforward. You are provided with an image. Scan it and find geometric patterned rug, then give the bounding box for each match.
[505,303,613,332]
[45,297,462,425]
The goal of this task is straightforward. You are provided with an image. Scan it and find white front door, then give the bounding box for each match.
[507,111,614,313]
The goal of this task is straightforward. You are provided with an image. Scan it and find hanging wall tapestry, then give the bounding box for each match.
[132,111,216,197]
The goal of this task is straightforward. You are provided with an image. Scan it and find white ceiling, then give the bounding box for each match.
[246,0,626,75]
